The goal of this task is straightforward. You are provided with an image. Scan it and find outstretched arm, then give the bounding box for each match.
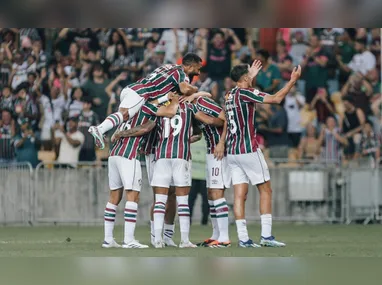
[263,65,301,104]
[194,111,225,127]
[113,120,156,141]
[179,81,198,96]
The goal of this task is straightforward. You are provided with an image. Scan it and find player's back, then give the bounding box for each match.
[128,64,187,100]
[225,86,266,155]
[155,102,196,161]
[194,97,223,154]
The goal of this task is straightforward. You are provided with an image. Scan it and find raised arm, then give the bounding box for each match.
[263,65,301,104]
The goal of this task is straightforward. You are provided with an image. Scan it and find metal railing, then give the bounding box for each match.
[0,161,380,225]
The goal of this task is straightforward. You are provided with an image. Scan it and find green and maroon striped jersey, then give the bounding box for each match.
[141,125,158,155]
[144,102,197,161]
[225,87,267,155]
[128,64,189,101]
[194,97,224,154]
[109,102,157,159]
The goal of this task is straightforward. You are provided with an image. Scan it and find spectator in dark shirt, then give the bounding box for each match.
[0,109,15,163]
[14,119,40,167]
[273,40,293,87]
[260,105,289,160]
[341,73,372,116]
[78,98,99,162]
[309,88,336,125]
[82,62,111,121]
[301,35,329,104]
[336,29,356,89]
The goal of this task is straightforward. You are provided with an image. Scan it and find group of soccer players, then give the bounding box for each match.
[89,52,302,249]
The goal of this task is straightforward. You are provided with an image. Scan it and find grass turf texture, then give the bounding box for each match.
[1,224,381,257]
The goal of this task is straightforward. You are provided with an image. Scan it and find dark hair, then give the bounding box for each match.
[89,62,104,81]
[68,116,79,123]
[256,49,270,60]
[277,40,286,47]
[343,95,355,104]
[213,30,225,39]
[182,53,202,66]
[230,64,249,82]
[82,96,93,105]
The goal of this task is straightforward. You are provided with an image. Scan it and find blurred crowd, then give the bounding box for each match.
[0,28,380,168]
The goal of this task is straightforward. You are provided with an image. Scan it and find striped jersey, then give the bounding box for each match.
[144,102,197,161]
[109,102,157,159]
[194,97,223,154]
[225,87,267,155]
[128,64,189,100]
[141,125,158,155]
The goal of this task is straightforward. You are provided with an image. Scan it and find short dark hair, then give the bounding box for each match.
[343,95,355,104]
[230,64,249,82]
[182,53,202,66]
[213,30,225,39]
[68,116,79,123]
[82,96,93,105]
[355,38,367,46]
[256,49,270,60]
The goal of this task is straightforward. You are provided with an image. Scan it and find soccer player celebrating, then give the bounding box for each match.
[89,53,203,150]
[181,93,231,248]
[225,60,301,247]
[102,94,179,249]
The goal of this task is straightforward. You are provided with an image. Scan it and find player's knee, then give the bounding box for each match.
[109,189,122,205]
[126,190,140,203]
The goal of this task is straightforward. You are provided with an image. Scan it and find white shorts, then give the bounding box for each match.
[119,87,145,119]
[151,159,191,188]
[206,154,231,189]
[227,149,270,186]
[108,156,142,191]
[145,154,156,185]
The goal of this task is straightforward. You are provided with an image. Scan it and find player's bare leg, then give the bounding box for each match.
[153,187,169,248]
[257,181,285,247]
[176,187,196,248]
[102,188,123,248]
[163,187,177,247]
[207,189,231,248]
[122,190,148,249]
[234,183,260,248]
[89,107,128,149]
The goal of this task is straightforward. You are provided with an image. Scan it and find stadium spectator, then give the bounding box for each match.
[82,62,111,121]
[158,28,188,64]
[298,123,321,160]
[340,96,365,160]
[301,35,328,104]
[193,66,218,102]
[339,38,376,76]
[355,120,380,168]
[255,49,281,93]
[289,30,309,67]
[0,86,13,111]
[318,116,348,165]
[273,40,293,87]
[309,88,336,125]
[66,87,84,118]
[54,116,85,167]
[284,85,305,147]
[260,104,289,160]
[0,109,15,163]
[14,118,39,167]
[78,98,99,162]
[336,29,356,88]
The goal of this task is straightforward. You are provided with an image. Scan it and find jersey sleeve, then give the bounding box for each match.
[171,68,189,84]
[141,102,158,119]
[239,88,268,104]
[195,97,222,118]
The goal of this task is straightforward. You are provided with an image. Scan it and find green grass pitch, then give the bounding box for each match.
[1,224,382,257]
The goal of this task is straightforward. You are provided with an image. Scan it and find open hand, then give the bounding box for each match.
[248,60,263,79]
[290,65,302,82]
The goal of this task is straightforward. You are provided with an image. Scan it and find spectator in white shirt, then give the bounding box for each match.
[283,85,306,148]
[158,29,188,64]
[338,38,376,76]
[54,117,85,167]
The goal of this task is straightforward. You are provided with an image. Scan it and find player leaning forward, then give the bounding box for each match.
[89,53,202,149]
[102,95,180,249]
[226,60,301,247]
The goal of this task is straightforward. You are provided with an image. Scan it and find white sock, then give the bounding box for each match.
[236,219,249,242]
[177,195,190,243]
[163,223,175,239]
[104,202,117,243]
[208,200,219,240]
[150,220,155,239]
[124,201,138,244]
[98,112,123,135]
[154,194,168,243]
[261,214,272,238]
[214,198,229,242]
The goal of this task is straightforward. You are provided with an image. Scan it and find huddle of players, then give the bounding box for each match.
[91,53,302,249]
